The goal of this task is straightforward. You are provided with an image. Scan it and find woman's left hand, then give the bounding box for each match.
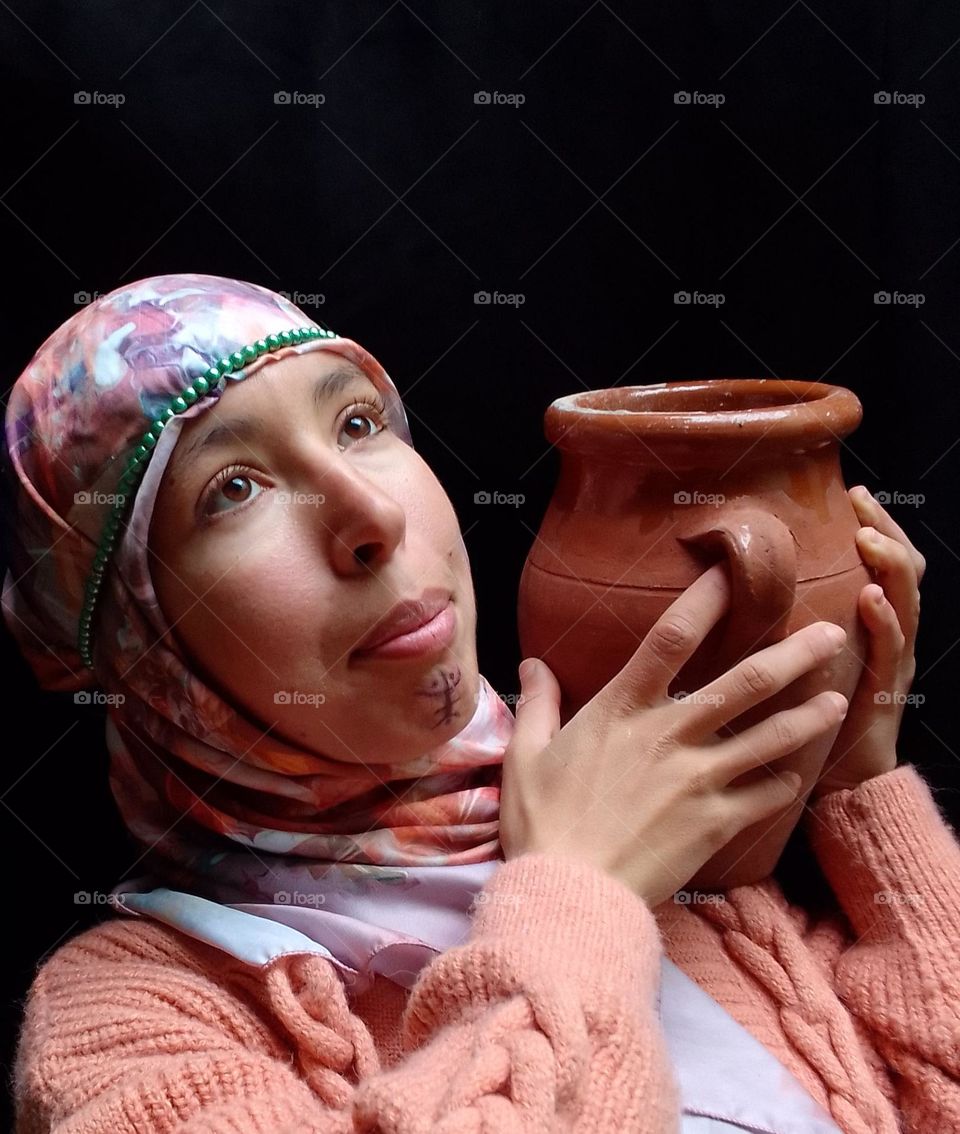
[810,486,926,800]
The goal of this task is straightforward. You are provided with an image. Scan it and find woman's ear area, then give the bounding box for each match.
[146,465,177,578]
[147,399,215,579]
[144,447,198,644]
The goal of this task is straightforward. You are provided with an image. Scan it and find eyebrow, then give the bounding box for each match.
[173,365,369,468]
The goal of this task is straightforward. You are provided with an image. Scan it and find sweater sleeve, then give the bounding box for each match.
[805,764,960,1131]
[14,851,678,1133]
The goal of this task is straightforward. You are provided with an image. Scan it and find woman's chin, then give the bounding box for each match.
[412,658,480,727]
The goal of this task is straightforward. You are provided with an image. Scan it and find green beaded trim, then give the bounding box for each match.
[77,324,338,669]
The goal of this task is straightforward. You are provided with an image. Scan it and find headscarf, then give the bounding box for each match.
[2,273,514,993]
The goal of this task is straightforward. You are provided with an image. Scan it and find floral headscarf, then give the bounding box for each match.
[2,274,514,990]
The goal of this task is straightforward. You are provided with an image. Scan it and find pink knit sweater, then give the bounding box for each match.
[13,765,960,1133]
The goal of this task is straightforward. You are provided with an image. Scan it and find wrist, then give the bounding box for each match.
[809,760,899,803]
[809,778,861,802]
[810,747,899,802]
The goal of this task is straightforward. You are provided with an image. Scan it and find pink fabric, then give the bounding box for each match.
[113,859,501,994]
[12,766,960,1133]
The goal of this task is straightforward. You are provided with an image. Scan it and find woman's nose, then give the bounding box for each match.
[309,459,406,576]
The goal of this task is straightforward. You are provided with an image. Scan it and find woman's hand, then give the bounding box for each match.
[810,485,926,800]
[500,561,850,907]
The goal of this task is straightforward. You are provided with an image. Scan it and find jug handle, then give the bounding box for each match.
[676,508,797,671]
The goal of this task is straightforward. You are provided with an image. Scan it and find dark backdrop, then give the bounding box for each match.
[2,2,959,1121]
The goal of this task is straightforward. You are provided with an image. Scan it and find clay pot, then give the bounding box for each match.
[517,378,872,890]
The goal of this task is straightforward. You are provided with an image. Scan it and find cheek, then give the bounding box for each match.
[221,550,316,653]
[400,459,466,561]
[158,520,319,681]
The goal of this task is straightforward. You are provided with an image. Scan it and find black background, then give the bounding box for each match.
[2,2,959,1122]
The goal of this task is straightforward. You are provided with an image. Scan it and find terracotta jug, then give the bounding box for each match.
[517,378,872,890]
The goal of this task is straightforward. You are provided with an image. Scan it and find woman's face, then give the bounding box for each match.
[149,347,480,765]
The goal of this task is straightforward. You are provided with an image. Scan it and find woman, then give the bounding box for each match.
[4,273,957,1133]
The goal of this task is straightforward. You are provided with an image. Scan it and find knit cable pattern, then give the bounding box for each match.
[265,954,382,1107]
[696,880,900,1134]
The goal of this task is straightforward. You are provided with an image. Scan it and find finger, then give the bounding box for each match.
[854,583,909,693]
[509,659,562,761]
[855,528,920,655]
[672,621,846,738]
[721,768,804,838]
[601,561,731,712]
[709,689,848,782]
[849,486,926,582]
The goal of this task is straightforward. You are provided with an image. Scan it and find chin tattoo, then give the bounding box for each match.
[418,664,463,727]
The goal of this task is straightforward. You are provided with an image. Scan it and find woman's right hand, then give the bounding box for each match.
[499,561,849,907]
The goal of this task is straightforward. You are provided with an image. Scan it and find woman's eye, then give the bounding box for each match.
[203,469,263,517]
[339,402,386,447]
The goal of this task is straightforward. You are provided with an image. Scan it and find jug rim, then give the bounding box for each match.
[545,378,862,454]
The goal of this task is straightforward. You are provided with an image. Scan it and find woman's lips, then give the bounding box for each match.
[352,600,457,661]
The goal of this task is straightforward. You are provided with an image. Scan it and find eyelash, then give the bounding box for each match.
[199,394,389,521]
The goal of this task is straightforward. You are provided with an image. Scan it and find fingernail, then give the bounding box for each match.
[859,526,882,545]
[825,624,846,647]
[828,691,849,715]
[519,659,538,681]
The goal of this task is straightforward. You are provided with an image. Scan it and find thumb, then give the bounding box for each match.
[509,658,562,760]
